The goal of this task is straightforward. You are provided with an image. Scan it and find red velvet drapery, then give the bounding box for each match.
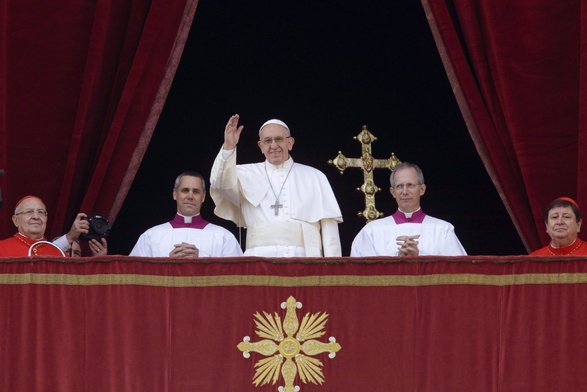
[2,256,587,391]
[0,0,198,239]
[422,0,587,252]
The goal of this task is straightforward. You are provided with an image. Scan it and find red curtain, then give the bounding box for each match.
[2,256,587,391]
[0,0,198,239]
[422,0,587,252]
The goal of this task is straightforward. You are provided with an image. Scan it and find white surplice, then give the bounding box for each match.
[350,215,467,257]
[129,218,243,257]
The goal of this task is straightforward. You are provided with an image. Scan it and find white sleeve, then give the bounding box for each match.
[210,148,240,206]
[129,233,152,257]
[52,234,70,252]
[221,231,243,257]
[441,228,467,256]
[194,230,243,258]
[320,218,342,257]
[350,226,392,257]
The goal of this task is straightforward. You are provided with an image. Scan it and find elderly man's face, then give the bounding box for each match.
[12,197,48,240]
[257,124,294,166]
[390,167,426,213]
[546,205,582,246]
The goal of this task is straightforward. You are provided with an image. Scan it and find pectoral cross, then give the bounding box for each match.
[271,200,283,216]
[328,125,402,223]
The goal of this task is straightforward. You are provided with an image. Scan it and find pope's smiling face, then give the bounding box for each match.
[258,124,295,166]
[12,197,48,240]
[173,175,206,216]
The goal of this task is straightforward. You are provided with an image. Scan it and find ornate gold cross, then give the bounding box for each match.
[328,125,401,222]
[237,296,341,391]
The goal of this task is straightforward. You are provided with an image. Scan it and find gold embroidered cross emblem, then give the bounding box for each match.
[237,296,342,391]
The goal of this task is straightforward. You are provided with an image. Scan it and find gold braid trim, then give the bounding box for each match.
[1,272,587,287]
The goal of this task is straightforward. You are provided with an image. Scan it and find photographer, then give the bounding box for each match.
[53,213,108,256]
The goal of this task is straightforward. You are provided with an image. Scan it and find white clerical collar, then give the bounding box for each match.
[398,207,421,218]
[265,156,294,171]
[177,213,200,224]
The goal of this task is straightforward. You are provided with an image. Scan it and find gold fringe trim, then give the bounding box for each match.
[1,272,587,287]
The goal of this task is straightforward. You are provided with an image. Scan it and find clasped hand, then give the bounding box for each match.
[169,242,199,258]
[396,235,420,256]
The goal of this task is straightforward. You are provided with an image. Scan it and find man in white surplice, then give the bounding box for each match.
[210,114,343,257]
[351,162,466,257]
[129,171,243,258]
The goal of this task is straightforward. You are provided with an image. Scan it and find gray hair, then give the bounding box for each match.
[390,162,425,187]
[174,171,206,193]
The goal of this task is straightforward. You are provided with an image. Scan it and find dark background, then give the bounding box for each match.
[109,0,527,256]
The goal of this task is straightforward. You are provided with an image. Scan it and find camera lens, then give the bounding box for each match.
[80,215,110,241]
[92,218,108,234]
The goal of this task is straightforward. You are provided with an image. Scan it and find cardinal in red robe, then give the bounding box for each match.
[530,197,587,256]
[0,195,66,257]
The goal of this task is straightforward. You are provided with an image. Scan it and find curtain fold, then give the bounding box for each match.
[0,0,198,239]
[422,0,586,252]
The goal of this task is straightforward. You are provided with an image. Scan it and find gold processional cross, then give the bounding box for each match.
[328,125,401,222]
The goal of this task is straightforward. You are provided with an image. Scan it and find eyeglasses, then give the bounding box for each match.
[15,209,48,217]
[260,136,291,145]
[392,183,420,191]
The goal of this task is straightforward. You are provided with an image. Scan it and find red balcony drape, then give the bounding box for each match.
[1,256,587,391]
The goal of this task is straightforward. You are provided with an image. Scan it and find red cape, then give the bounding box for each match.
[0,233,66,257]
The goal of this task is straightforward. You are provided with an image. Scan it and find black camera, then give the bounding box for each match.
[79,215,111,241]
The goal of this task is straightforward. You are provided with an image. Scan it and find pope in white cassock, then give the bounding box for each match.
[210,114,343,257]
[129,171,243,258]
[351,162,466,257]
